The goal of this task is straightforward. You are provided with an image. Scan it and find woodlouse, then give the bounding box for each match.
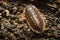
[23,5,48,33]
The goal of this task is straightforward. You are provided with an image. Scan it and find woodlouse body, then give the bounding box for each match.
[24,5,46,33]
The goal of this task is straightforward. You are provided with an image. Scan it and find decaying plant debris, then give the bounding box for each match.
[0,0,60,40]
